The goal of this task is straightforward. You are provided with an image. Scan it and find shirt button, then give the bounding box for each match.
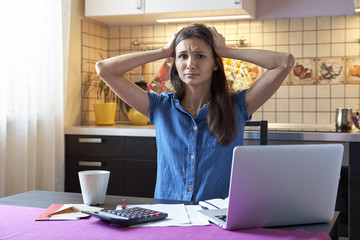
[187,186,193,192]
[189,154,195,160]
[192,126,197,131]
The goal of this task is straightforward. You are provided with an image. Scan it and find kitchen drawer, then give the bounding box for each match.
[65,157,125,196]
[66,135,125,158]
[124,137,157,160]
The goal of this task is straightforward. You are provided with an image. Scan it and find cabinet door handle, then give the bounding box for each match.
[234,0,240,4]
[136,0,142,9]
[78,138,102,143]
[79,161,102,167]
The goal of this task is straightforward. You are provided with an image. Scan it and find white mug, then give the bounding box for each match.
[78,170,110,205]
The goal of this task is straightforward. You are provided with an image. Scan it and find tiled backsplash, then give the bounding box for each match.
[81,15,360,125]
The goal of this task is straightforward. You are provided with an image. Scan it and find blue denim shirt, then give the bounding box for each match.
[148,90,250,201]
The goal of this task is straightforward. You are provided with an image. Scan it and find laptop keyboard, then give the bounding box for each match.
[215,215,227,222]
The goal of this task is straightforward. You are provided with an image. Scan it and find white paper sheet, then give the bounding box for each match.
[184,205,210,226]
[199,198,229,210]
[116,204,209,227]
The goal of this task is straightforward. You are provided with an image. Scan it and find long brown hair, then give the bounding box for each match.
[170,24,237,146]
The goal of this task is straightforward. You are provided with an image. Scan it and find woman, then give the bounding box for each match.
[96,24,294,201]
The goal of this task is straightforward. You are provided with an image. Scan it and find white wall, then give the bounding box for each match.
[65,0,85,126]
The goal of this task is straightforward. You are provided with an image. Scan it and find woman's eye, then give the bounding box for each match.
[178,54,187,59]
[197,54,205,59]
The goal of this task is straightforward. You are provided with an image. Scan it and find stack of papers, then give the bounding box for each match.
[116,204,210,227]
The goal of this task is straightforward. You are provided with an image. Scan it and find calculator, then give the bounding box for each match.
[82,207,168,226]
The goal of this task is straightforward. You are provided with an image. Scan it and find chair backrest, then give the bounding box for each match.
[245,120,268,145]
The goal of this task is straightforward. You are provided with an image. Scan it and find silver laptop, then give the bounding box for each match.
[198,144,343,230]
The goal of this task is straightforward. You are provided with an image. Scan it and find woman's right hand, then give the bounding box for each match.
[162,28,184,57]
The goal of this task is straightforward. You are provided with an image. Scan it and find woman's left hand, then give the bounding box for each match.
[208,26,227,56]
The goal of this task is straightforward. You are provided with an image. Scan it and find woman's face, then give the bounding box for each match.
[174,37,218,88]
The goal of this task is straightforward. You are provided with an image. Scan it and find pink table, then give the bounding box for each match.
[0,204,331,240]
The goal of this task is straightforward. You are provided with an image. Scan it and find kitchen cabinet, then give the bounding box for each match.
[145,0,254,14]
[85,0,255,25]
[85,0,144,16]
[65,135,157,198]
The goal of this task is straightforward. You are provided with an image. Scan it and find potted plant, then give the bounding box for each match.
[86,55,119,126]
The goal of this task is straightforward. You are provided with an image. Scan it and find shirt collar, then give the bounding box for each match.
[171,93,209,122]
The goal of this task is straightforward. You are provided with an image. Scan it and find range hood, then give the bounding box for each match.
[256,0,355,19]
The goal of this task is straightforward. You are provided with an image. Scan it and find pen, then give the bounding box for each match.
[122,199,126,209]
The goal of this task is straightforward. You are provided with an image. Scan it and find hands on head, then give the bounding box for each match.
[163,25,228,58]
[207,26,227,57]
[162,28,185,58]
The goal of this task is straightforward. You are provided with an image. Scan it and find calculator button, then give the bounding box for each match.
[149,212,162,216]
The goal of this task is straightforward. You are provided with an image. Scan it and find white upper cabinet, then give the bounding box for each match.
[85,0,255,25]
[86,0,144,16]
[145,0,254,15]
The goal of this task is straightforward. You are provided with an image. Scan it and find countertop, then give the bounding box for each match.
[65,123,156,137]
[65,123,360,142]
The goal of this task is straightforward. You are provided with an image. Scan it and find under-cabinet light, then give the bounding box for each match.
[356,8,360,12]
[156,15,251,23]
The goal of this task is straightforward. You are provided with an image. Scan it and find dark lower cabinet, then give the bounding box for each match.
[336,166,349,237]
[349,142,360,240]
[125,160,157,198]
[65,135,157,198]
